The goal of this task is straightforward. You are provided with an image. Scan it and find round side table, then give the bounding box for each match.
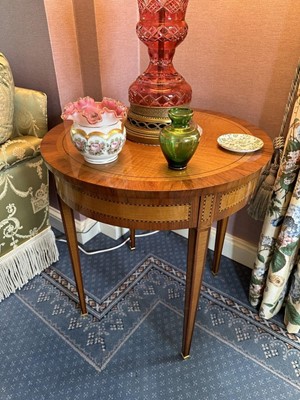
[41,110,272,358]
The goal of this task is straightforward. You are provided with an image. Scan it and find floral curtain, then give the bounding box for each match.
[249,82,300,333]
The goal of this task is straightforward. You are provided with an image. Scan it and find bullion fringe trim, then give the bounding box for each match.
[247,161,279,221]
[0,227,59,301]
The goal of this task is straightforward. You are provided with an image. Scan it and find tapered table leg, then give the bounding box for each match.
[181,227,210,359]
[57,196,87,315]
[211,217,229,275]
[130,229,136,250]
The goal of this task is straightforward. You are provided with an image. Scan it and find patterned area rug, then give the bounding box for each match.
[0,230,300,399]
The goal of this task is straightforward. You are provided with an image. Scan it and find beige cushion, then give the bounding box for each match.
[0,53,14,144]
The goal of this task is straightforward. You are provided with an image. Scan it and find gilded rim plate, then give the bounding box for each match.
[217,133,264,153]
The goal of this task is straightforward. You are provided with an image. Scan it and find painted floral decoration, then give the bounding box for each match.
[61,96,127,127]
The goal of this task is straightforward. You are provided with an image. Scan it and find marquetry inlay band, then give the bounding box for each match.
[82,197,191,223]
[219,181,256,212]
[58,181,191,223]
[201,194,215,222]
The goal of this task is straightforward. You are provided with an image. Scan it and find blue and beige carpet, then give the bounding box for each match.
[0,229,299,399]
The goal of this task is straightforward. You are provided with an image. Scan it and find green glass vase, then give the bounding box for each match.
[159,108,201,170]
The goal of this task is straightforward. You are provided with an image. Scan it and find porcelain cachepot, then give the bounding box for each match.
[70,119,126,164]
[61,96,127,164]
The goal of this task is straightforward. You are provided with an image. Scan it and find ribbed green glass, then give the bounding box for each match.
[159,108,201,170]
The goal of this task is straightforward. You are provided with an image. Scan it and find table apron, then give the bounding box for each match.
[54,175,258,231]
[55,176,200,230]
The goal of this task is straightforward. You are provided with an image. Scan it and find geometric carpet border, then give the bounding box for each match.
[44,254,300,349]
[16,254,300,388]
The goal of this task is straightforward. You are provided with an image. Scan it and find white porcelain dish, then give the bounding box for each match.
[217,133,264,153]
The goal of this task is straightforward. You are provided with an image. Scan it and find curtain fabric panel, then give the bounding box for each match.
[249,80,300,333]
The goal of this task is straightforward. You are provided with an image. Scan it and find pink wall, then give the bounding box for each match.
[44,0,300,245]
[94,1,139,104]
[44,0,83,108]
[183,0,300,139]
[44,0,138,108]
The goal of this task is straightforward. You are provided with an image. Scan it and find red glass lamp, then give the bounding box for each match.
[125,0,192,144]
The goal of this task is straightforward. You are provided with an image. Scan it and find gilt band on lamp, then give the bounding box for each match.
[126,0,192,145]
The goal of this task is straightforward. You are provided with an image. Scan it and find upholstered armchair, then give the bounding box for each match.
[0,53,59,301]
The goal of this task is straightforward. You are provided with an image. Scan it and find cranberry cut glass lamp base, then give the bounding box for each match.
[125,0,192,145]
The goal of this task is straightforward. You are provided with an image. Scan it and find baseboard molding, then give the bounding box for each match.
[49,206,101,245]
[98,223,129,240]
[49,207,257,268]
[174,228,257,269]
[49,207,129,244]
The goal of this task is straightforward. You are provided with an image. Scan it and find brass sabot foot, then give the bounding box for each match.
[181,352,191,360]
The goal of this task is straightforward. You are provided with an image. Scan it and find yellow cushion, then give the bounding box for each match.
[0,53,14,144]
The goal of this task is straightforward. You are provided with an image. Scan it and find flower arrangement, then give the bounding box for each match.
[61,96,127,127]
